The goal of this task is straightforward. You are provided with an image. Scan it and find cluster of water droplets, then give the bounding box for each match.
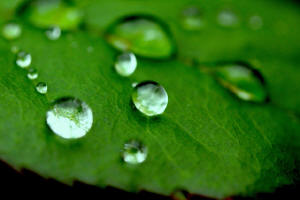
[1,0,268,167]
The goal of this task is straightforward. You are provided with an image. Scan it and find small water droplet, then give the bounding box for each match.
[87,46,94,53]
[107,17,175,59]
[27,68,38,80]
[249,15,263,30]
[131,82,138,88]
[2,23,22,40]
[36,82,47,94]
[46,97,93,139]
[214,63,267,102]
[181,6,204,30]
[16,51,32,68]
[123,140,147,164]
[115,52,137,77]
[217,10,239,27]
[46,26,61,40]
[132,81,168,116]
[25,0,83,30]
[11,45,20,54]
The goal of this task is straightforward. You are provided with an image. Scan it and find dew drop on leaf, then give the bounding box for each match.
[25,0,83,30]
[214,63,267,102]
[27,68,38,80]
[115,52,137,77]
[36,82,47,94]
[107,17,175,59]
[46,97,93,139]
[2,23,22,40]
[16,51,31,68]
[249,15,263,30]
[181,6,204,31]
[123,140,147,164]
[132,81,168,116]
[46,26,61,40]
[217,10,239,27]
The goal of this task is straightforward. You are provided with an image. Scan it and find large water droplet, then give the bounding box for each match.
[25,0,83,30]
[214,63,267,102]
[123,140,147,164]
[36,82,47,94]
[2,23,22,40]
[249,15,263,30]
[115,52,137,77]
[107,17,175,59]
[27,68,38,80]
[46,26,61,40]
[132,81,168,116]
[46,97,93,139]
[217,10,239,27]
[181,6,204,30]
[16,51,32,68]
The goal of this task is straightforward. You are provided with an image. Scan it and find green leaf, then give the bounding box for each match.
[0,0,300,199]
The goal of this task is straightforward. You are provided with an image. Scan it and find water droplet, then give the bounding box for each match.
[16,51,32,68]
[87,46,94,53]
[25,0,83,30]
[46,26,61,40]
[132,81,168,116]
[123,140,147,164]
[107,17,175,59]
[27,68,38,80]
[11,46,20,54]
[181,6,204,30]
[2,23,22,40]
[214,63,267,102]
[36,82,47,94]
[46,97,93,139]
[115,52,137,77]
[249,15,263,30]
[131,82,138,88]
[217,10,239,27]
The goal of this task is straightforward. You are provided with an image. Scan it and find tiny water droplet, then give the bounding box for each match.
[46,97,93,139]
[131,82,138,88]
[107,17,175,59]
[27,68,38,80]
[214,63,267,102]
[11,45,20,54]
[249,15,263,30]
[123,140,147,164]
[181,6,204,30]
[46,26,61,40]
[36,82,47,94]
[217,10,239,27]
[16,51,32,68]
[132,81,168,116]
[87,46,94,53]
[115,52,137,77]
[26,0,83,30]
[2,23,22,40]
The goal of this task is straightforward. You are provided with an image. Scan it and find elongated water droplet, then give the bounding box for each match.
[107,17,175,59]
[46,26,61,40]
[181,6,204,30]
[249,15,263,30]
[36,82,47,94]
[115,52,137,77]
[217,10,239,27]
[16,51,32,68]
[27,68,38,80]
[46,97,93,139]
[25,0,83,30]
[123,140,147,164]
[2,23,22,40]
[214,63,267,102]
[132,81,168,116]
